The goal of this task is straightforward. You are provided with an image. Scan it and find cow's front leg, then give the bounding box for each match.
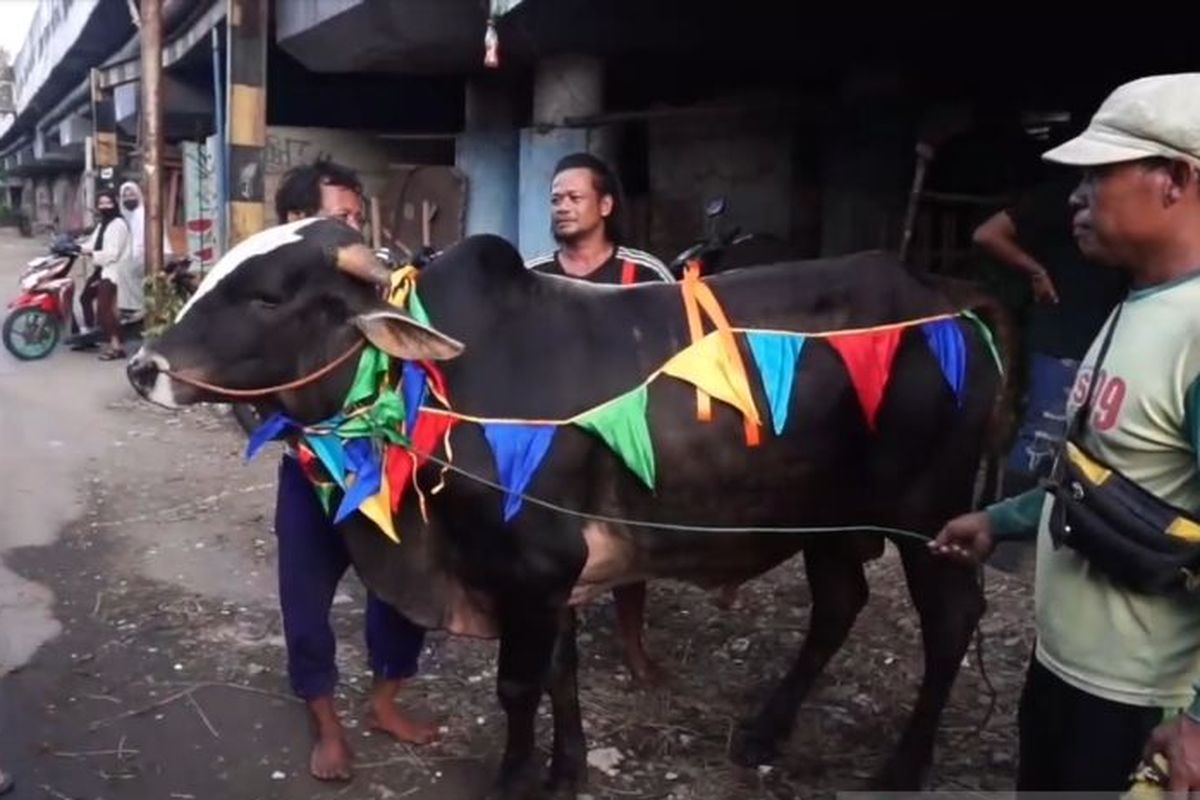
[490,608,559,800]
[547,607,586,797]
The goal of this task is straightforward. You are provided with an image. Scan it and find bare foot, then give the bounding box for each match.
[310,733,353,781]
[712,584,740,610]
[627,654,669,688]
[368,699,440,745]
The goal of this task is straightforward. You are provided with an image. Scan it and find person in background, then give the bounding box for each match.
[273,159,436,782]
[974,168,1127,491]
[525,152,672,283]
[526,152,672,684]
[80,188,132,361]
[933,73,1200,791]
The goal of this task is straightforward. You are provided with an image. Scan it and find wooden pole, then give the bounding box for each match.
[140,0,164,275]
[370,196,381,250]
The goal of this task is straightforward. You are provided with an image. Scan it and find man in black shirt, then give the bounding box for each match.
[974,172,1127,490]
[525,152,671,285]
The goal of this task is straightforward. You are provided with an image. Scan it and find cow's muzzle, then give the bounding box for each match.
[126,347,180,408]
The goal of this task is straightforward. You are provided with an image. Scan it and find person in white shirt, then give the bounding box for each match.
[82,188,132,360]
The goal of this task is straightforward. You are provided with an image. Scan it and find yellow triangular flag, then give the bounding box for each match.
[358,479,399,543]
[662,333,762,428]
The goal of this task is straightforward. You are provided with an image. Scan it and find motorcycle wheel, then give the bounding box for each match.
[230,403,262,437]
[3,307,60,360]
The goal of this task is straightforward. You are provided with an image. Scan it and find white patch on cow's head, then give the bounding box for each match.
[176,217,322,321]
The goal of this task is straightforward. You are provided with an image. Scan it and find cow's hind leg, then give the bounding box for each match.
[874,540,984,789]
[546,608,587,797]
[732,539,868,767]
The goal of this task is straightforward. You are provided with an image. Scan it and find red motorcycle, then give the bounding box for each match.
[3,234,82,360]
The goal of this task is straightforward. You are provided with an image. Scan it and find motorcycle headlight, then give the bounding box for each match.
[20,275,39,290]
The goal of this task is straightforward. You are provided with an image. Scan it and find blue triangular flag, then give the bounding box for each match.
[483,423,557,521]
[306,433,347,487]
[920,318,967,405]
[335,438,383,523]
[245,411,295,461]
[401,361,428,435]
[745,332,806,436]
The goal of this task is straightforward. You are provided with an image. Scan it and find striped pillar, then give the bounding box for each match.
[225,0,268,245]
[89,68,118,188]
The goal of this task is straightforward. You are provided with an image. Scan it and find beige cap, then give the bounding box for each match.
[1043,73,1200,167]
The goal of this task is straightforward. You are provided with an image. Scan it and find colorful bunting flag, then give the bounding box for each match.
[336,389,407,444]
[662,333,762,431]
[827,328,903,430]
[384,411,456,513]
[960,310,1004,375]
[244,411,295,461]
[745,332,806,436]
[920,318,967,405]
[344,345,391,408]
[307,433,348,487]
[483,423,557,521]
[574,385,655,489]
[357,478,398,542]
[335,439,383,523]
[408,289,432,326]
[402,361,428,434]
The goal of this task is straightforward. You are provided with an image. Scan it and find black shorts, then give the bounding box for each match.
[1018,654,1164,791]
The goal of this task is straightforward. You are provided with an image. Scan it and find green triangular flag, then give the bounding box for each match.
[408,289,432,326]
[344,345,390,408]
[960,310,1004,377]
[574,385,655,489]
[312,481,335,515]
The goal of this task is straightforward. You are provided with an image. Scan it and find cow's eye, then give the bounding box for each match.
[251,295,281,310]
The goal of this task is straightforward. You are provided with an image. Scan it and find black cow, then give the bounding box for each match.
[128,218,1006,799]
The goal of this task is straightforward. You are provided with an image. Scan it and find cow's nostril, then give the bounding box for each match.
[126,350,161,395]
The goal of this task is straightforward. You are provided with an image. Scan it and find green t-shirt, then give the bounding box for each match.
[988,271,1200,708]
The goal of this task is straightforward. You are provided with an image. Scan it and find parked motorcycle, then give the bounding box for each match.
[3,234,84,360]
[667,197,789,278]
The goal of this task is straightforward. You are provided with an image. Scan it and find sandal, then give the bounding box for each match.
[98,347,127,361]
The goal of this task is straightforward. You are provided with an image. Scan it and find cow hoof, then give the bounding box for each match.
[486,769,542,800]
[545,765,585,797]
[729,724,780,768]
[545,779,584,800]
[869,760,925,792]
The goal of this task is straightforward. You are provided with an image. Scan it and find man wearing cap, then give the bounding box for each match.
[930,73,1200,790]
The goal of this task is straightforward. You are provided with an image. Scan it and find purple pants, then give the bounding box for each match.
[275,455,425,699]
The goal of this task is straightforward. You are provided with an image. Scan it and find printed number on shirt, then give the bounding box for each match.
[1069,367,1127,432]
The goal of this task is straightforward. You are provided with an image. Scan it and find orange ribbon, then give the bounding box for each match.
[679,262,761,446]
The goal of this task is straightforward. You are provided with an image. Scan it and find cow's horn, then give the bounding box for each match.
[334,244,391,286]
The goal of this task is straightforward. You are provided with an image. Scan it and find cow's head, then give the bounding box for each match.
[127,217,462,420]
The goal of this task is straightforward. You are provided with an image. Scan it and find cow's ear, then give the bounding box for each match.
[353,306,464,361]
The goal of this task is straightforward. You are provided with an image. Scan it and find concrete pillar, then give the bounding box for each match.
[455,75,519,243]
[517,55,603,258]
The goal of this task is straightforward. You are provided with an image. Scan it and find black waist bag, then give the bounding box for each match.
[1046,441,1200,597]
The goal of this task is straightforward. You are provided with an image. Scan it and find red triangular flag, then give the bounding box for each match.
[386,410,456,512]
[827,328,903,430]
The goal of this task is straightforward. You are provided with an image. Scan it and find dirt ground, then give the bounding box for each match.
[0,229,1038,800]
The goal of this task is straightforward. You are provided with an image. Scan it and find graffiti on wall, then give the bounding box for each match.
[265,133,331,175]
